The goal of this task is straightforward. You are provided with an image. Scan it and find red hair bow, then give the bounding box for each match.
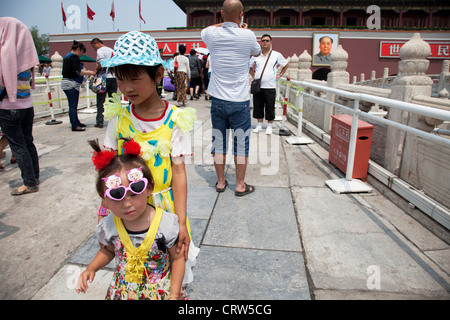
[92,149,115,171]
[122,139,141,156]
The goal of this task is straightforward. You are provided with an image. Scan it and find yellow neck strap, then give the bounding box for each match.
[113,207,163,283]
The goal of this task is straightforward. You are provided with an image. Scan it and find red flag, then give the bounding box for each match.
[61,2,67,26]
[87,3,96,20]
[110,0,115,21]
[139,0,146,24]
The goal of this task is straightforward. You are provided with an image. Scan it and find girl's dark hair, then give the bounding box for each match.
[88,139,154,197]
[72,40,86,53]
[178,45,186,55]
[112,64,161,83]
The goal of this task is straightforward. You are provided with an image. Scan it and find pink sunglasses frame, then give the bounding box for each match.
[103,178,149,201]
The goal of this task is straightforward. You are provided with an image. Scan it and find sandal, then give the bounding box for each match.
[215,180,228,193]
[11,185,39,196]
[235,183,255,197]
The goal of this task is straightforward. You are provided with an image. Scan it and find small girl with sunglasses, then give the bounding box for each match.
[76,139,187,300]
[100,31,199,284]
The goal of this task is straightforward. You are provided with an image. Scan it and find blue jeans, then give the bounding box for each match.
[210,97,251,157]
[0,107,39,186]
[63,88,81,129]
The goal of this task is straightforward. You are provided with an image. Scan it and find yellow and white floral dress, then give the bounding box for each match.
[97,207,188,300]
[103,94,199,284]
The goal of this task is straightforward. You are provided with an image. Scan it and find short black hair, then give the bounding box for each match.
[179,45,186,55]
[90,38,103,45]
[261,34,272,41]
[190,49,197,55]
[319,36,333,44]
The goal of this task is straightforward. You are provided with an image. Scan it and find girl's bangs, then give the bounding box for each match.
[113,64,147,80]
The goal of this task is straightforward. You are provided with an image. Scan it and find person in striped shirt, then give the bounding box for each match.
[0,17,40,195]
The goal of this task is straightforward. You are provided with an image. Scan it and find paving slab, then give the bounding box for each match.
[0,117,102,300]
[284,144,340,187]
[202,186,302,252]
[291,186,450,298]
[68,235,115,269]
[186,246,310,300]
[32,264,113,300]
[187,185,218,219]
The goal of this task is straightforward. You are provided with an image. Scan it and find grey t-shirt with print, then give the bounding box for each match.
[96,209,179,251]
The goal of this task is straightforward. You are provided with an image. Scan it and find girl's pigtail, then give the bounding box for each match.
[89,139,116,171]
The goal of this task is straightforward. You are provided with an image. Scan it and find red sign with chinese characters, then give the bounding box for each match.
[157,41,206,56]
[380,41,450,59]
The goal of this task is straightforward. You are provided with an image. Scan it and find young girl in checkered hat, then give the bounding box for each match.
[98,31,199,286]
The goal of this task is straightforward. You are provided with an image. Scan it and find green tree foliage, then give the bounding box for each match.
[30,26,49,57]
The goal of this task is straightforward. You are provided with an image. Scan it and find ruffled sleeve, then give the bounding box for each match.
[103,117,119,151]
[102,95,139,152]
[171,107,196,158]
[156,211,180,249]
[103,93,127,120]
[95,214,118,247]
[172,107,197,134]
[171,125,192,158]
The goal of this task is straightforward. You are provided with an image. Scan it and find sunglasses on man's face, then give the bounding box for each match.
[261,39,271,42]
[104,178,149,201]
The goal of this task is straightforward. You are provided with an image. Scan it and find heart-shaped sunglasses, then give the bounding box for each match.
[104,178,149,201]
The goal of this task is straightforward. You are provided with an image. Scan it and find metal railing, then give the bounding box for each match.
[33,75,96,120]
[276,77,450,228]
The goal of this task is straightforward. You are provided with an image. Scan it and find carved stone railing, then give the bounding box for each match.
[277,32,450,229]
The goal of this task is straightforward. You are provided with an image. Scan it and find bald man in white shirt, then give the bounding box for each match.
[201,0,261,196]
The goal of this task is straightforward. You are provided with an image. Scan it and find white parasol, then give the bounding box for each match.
[195,47,209,55]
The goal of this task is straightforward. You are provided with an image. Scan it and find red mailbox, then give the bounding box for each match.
[329,114,374,181]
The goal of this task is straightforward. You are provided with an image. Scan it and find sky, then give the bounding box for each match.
[0,0,187,35]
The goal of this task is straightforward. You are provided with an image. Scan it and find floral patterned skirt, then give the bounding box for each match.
[105,270,188,300]
[175,71,187,104]
[105,238,188,300]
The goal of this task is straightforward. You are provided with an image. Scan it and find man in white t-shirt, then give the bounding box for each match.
[250,34,289,135]
[91,38,117,128]
[201,0,261,197]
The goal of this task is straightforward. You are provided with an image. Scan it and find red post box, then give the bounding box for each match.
[329,114,374,181]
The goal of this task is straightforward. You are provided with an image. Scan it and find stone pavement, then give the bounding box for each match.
[1,97,449,300]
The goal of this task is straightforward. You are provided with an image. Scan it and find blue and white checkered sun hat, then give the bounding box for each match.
[101,31,164,68]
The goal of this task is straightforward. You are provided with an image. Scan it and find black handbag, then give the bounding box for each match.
[250,79,261,95]
[250,50,272,95]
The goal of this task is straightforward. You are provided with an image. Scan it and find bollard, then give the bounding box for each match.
[286,90,314,145]
[45,75,62,125]
[79,79,96,114]
[274,81,282,121]
[278,77,291,136]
